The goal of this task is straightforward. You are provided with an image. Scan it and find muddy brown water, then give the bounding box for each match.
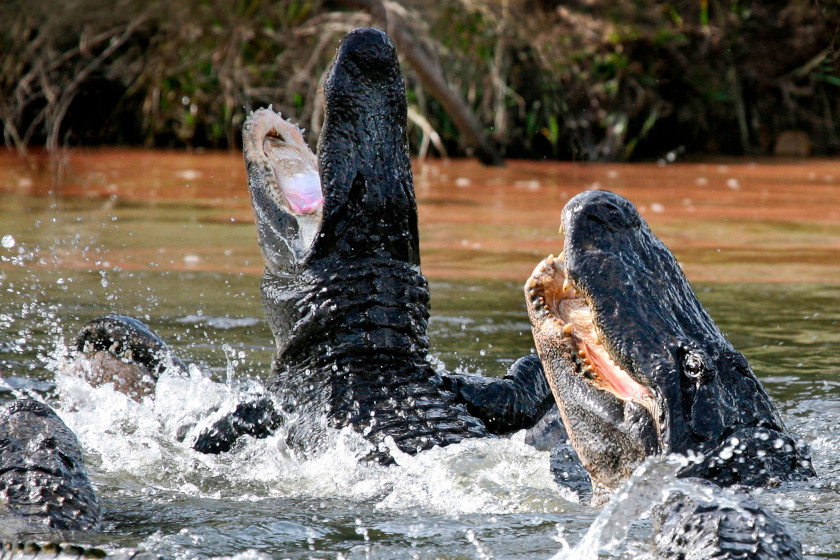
[1,149,840,559]
[2,149,839,283]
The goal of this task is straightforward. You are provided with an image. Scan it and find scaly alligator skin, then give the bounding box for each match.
[652,489,803,560]
[525,190,813,557]
[73,28,556,461]
[244,27,553,460]
[0,541,153,560]
[0,400,158,560]
[0,400,100,532]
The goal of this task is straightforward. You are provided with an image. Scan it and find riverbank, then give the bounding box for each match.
[3,0,838,162]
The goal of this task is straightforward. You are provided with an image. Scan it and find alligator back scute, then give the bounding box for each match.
[0,400,100,532]
[0,542,157,560]
[653,492,803,560]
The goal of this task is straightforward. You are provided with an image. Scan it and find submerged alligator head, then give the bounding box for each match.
[242,28,487,459]
[0,400,100,534]
[526,190,814,498]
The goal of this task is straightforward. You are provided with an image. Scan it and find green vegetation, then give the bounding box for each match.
[2,0,838,162]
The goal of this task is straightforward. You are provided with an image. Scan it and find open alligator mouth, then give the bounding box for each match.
[525,242,664,498]
[244,108,322,216]
[242,108,323,266]
[527,251,659,415]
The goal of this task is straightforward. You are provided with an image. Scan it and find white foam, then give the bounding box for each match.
[50,353,575,515]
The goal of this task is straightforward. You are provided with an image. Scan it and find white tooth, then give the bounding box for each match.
[562,323,574,335]
[563,278,572,292]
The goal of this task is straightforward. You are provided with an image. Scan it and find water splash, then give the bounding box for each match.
[378,434,574,514]
[548,453,774,560]
[46,350,576,517]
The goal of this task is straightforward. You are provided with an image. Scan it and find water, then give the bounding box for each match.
[1,150,840,558]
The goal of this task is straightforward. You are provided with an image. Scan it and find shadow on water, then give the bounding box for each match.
[1,149,840,558]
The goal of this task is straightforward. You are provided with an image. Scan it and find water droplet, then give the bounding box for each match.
[1,235,15,249]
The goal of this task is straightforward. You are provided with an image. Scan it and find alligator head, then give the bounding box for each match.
[242,28,486,458]
[243,26,416,276]
[526,190,813,499]
[0,400,100,533]
[243,27,420,357]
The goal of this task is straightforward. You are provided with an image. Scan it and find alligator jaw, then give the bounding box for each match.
[528,189,814,496]
[243,108,322,269]
[526,252,660,417]
[525,235,664,498]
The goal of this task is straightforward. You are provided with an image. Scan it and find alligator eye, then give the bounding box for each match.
[681,349,711,382]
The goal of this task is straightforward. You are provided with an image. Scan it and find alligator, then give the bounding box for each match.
[525,189,814,557]
[0,399,100,533]
[67,27,812,557]
[73,28,557,461]
[0,399,156,559]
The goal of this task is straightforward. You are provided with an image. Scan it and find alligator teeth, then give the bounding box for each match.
[528,277,537,289]
[559,250,565,261]
[563,278,572,292]
[578,349,587,358]
[562,323,574,335]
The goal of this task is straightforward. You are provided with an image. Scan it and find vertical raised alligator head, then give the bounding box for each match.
[242,28,488,460]
[244,27,419,361]
[525,190,814,499]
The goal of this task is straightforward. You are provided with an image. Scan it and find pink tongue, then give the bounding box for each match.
[282,172,322,214]
[584,340,652,400]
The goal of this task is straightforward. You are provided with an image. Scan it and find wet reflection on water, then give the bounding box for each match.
[1,149,840,559]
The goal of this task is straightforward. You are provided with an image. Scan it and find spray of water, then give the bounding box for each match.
[44,348,578,518]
